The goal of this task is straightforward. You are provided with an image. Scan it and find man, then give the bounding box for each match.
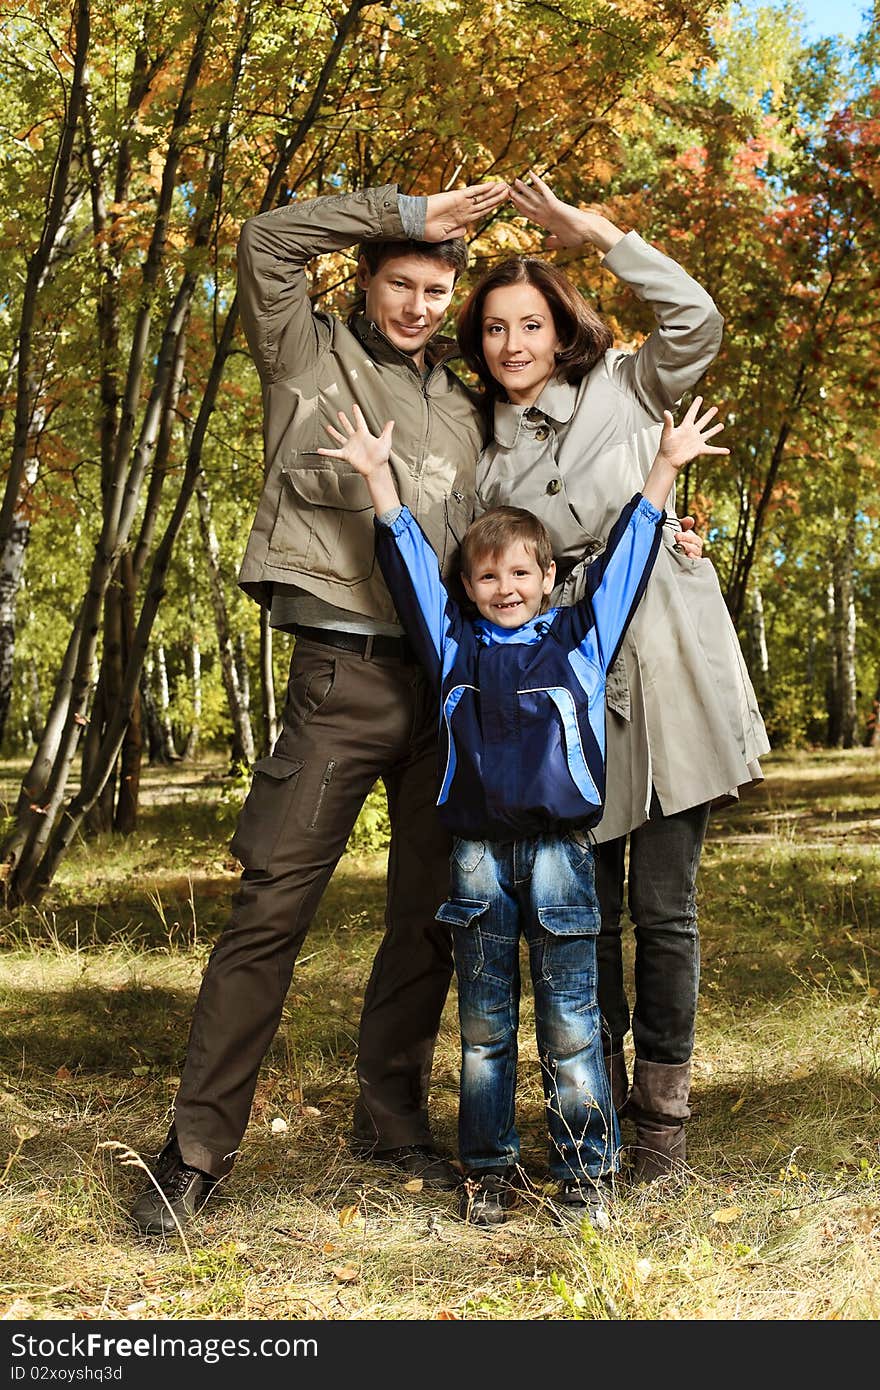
[131,178,508,1234]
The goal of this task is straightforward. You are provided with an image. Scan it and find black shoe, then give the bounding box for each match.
[458,1168,519,1226]
[364,1144,461,1190]
[551,1176,613,1231]
[130,1140,217,1236]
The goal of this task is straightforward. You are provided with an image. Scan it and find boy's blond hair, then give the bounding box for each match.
[460,506,554,578]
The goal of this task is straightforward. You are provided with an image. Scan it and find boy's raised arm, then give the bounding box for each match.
[318,407,462,684]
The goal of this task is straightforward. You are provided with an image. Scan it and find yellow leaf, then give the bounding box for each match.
[404,1177,424,1193]
[436,1309,459,1319]
[338,1205,360,1228]
[331,1265,359,1284]
[730,1096,745,1114]
[711,1206,742,1224]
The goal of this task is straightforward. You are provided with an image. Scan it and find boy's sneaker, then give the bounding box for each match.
[458,1167,519,1226]
[130,1138,216,1236]
[551,1176,612,1231]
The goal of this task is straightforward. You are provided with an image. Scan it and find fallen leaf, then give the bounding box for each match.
[331,1265,359,1284]
[322,1242,336,1254]
[711,1206,742,1224]
[54,1066,73,1081]
[270,1117,288,1134]
[338,1205,361,1229]
[436,1310,459,1319]
[404,1178,424,1193]
[301,1105,322,1117]
[730,1096,745,1114]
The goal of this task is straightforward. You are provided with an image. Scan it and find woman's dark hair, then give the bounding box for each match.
[348,237,468,321]
[456,257,614,400]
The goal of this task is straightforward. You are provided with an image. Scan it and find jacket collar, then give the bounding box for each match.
[349,313,460,375]
[492,374,578,447]
[473,610,559,646]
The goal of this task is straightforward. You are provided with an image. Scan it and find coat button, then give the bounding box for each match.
[546,478,562,495]
[525,406,542,421]
[534,425,549,441]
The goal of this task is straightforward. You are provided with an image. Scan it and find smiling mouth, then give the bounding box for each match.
[394,323,426,336]
[501,361,529,370]
[493,600,521,610]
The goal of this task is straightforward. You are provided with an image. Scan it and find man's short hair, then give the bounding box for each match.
[461,506,554,578]
[349,238,468,319]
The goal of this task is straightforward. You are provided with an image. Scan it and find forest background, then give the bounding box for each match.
[0,0,879,897]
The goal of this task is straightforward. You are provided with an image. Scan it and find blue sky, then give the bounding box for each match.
[794,0,872,38]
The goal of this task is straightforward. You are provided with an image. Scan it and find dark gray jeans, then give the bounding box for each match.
[594,796,711,1065]
[172,636,453,1178]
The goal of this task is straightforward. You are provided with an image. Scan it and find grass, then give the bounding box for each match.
[0,749,878,1321]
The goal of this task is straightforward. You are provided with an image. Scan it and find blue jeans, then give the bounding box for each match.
[594,796,711,1064]
[436,833,619,1182]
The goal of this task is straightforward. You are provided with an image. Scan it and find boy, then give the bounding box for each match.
[318,396,728,1228]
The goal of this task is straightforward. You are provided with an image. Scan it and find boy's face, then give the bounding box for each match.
[462,539,556,628]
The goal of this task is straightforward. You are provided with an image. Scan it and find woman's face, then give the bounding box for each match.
[481,283,562,406]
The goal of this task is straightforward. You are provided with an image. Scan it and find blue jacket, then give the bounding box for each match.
[375,494,664,841]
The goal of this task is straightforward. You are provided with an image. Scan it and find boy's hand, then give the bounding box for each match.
[423,181,509,240]
[317,404,395,478]
[658,396,729,473]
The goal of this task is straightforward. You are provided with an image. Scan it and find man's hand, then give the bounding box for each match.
[507,168,624,254]
[422,181,509,241]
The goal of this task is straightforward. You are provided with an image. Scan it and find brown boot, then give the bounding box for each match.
[603,1050,629,1118]
[628,1058,691,1183]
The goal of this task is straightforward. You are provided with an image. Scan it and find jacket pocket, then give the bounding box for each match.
[267,461,376,586]
[230,754,303,873]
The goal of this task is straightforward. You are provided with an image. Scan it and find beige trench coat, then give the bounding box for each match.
[476,231,770,842]
[236,186,482,620]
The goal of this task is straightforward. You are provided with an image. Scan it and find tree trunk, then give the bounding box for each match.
[155,644,180,763]
[194,468,255,767]
[825,578,842,748]
[140,659,165,764]
[114,552,142,833]
[833,517,857,749]
[866,669,880,748]
[746,582,769,699]
[259,606,278,755]
[0,454,39,747]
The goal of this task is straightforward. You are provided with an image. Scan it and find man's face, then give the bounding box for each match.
[358,252,456,367]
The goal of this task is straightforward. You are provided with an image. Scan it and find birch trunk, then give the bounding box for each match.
[259,607,278,755]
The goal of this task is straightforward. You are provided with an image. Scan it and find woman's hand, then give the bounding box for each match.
[423,181,509,241]
[507,169,624,254]
[673,516,704,559]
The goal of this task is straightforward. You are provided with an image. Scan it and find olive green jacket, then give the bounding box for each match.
[476,232,770,841]
[236,186,482,620]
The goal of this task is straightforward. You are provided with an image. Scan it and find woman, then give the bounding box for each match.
[456,171,769,1181]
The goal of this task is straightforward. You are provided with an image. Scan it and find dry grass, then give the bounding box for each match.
[0,749,878,1321]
